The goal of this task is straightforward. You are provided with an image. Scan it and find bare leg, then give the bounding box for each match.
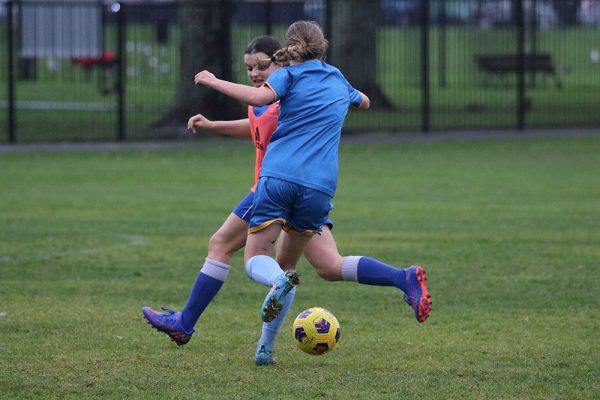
[244,222,283,262]
[302,225,344,281]
[274,231,315,270]
[142,214,249,341]
[245,222,313,266]
[245,222,312,285]
[208,213,249,264]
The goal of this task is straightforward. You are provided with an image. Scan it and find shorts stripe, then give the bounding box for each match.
[282,224,319,237]
[248,218,286,234]
[240,204,253,221]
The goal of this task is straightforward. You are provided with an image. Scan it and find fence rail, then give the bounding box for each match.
[1,0,599,143]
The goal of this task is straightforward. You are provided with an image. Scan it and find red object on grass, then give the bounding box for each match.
[72,51,116,69]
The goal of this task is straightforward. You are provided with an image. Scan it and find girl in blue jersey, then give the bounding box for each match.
[195,19,430,329]
[145,24,431,366]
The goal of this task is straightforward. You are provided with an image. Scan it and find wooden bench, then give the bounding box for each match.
[474,53,562,88]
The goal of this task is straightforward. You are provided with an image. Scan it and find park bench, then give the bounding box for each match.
[474,53,562,88]
[72,51,118,95]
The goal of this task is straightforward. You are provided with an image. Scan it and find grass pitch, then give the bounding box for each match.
[1,134,599,399]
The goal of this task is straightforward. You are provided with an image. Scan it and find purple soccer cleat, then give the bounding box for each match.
[403,265,431,323]
[142,306,194,346]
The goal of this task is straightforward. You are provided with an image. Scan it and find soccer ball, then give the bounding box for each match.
[292,307,340,355]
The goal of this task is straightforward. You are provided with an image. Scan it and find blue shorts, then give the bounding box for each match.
[233,189,334,229]
[232,191,255,222]
[248,177,333,235]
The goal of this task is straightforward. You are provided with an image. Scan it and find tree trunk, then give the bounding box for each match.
[328,0,394,109]
[552,0,581,26]
[153,0,241,129]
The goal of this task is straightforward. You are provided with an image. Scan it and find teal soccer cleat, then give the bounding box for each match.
[255,345,277,366]
[260,271,300,323]
[142,306,194,346]
[403,266,432,323]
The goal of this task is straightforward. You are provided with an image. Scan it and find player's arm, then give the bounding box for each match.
[354,91,370,110]
[187,114,250,137]
[194,70,276,107]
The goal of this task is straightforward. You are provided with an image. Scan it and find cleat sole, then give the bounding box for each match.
[260,271,300,322]
[414,267,431,323]
[262,296,283,322]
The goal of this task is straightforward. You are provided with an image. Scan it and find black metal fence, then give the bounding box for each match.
[1,0,599,143]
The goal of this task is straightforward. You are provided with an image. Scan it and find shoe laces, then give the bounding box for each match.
[258,345,274,357]
[160,307,176,315]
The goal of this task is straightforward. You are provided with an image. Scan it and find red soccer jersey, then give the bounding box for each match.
[247,102,279,191]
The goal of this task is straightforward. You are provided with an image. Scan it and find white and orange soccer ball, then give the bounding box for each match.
[292,307,340,355]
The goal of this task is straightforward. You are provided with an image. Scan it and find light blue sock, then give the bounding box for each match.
[341,256,408,291]
[255,287,296,354]
[180,258,230,332]
[245,255,284,287]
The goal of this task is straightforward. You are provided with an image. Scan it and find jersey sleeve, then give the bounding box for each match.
[347,84,363,108]
[337,68,363,108]
[265,68,291,100]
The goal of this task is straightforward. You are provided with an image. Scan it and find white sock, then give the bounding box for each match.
[245,255,284,287]
[341,256,361,282]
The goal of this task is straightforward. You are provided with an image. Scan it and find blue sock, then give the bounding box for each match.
[256,287,296,354]
[180,258,230,333]
[341,256,408,292]
[245,255,284,287]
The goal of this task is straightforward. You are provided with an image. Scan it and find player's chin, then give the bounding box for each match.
[252,81,264,87]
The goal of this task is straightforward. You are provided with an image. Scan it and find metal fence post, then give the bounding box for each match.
[530,0,538,87]
[7,0,16,142]
[438,0,447,88]
[265,0,272,35]
[116,2,126,141]
[516,0,525,130]
[420,0,430,133]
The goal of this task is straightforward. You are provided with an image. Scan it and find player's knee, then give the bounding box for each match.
[208,232,235,259]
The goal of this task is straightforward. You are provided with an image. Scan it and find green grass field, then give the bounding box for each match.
[1,134,599,399]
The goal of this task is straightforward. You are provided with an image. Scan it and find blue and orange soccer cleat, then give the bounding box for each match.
[141,306,194,346]
[260,271,300,323]
[255,345,277,366]
[403,265,432,323]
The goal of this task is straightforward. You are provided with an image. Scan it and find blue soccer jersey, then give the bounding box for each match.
[262,60,363,197]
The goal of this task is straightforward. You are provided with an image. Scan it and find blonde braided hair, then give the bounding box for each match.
[256,21,328,69]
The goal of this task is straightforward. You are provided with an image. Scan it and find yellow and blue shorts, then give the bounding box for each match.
[247,177,333,236]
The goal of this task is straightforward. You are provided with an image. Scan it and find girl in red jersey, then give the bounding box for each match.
[143,34,430,366]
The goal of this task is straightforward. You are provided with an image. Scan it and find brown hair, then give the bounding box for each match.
[245,35,281,58]
[256,21,328,69]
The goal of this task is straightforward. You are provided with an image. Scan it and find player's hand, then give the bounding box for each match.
[194,70,217,87]
[187,114,212,134]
